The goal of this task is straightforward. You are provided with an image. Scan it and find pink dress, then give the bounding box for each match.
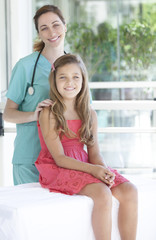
[35,119,129,195]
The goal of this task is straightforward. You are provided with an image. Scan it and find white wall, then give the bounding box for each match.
[0,0,7,96]
[0,132,15,186]
[10,0,33,68]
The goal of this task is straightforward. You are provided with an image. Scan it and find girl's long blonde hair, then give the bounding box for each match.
[49,54,94,146]
[33,5,66,52]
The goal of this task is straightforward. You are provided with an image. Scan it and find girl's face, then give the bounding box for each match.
[38,12,66,49]
[56,63,83,101]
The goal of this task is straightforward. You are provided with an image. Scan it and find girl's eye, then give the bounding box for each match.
[53,24,60,28]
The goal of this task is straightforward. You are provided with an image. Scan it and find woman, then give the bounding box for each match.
[3,5,67,185]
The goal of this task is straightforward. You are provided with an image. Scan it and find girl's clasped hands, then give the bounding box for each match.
[92,165,115,187]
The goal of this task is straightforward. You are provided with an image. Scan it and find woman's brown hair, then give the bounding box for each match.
[33,5,65,52]
[49,54,94,146]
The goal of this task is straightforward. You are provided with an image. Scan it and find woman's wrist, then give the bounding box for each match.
[32,110,38,122]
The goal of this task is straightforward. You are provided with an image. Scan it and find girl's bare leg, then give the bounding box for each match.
[111,182,138,240]
[78,182,112,240]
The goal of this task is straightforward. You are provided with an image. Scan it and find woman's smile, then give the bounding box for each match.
[48,35,60,42]
[38,12,66,48]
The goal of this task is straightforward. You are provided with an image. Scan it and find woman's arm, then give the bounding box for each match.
[3,98,53,124]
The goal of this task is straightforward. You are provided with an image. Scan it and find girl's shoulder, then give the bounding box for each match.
[39,106,53,120]
[39,107,56,125]
[39,107,56,137]
[90,108,98,131]
[90,108,98,121]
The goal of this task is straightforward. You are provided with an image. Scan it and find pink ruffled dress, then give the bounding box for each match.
[35,119,129,195]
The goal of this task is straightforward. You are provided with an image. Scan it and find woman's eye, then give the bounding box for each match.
[74,76,79,80]
[41,27,47,31]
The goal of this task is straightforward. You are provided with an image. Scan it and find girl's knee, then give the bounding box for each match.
[122,182,138,203]
[129,183,138,202]
[112,182,138,204]
[93,183,112,207]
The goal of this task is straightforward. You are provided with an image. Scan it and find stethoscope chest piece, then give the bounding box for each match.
[28,46,44,96]
[28,86,34,96]
[28,47,66,96]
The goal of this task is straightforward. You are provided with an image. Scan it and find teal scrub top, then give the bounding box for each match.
[6,52,51,164]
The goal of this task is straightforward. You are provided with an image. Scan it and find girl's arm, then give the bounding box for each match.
[87,109,107,166]
[87,109,115,185]
[39,107,96,175]
[3,98,53,124]
[39,107,114,186]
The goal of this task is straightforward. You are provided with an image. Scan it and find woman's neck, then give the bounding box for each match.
[41,46,65,65]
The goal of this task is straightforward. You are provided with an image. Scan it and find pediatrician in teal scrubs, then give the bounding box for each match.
[3,5,67,185]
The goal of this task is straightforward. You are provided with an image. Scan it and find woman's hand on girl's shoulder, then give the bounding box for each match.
[39,105,54,126]
[34,99,53,121]
[39,106,57,141]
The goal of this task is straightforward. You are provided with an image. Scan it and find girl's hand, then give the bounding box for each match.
[34,99,53,120]
[91,165,115,187]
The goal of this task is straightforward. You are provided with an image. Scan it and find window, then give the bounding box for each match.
[4,0,156,174]
[65,0,156,173]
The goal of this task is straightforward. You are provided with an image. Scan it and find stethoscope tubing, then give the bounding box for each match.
[28,46,44,96]
[28,48,67,96]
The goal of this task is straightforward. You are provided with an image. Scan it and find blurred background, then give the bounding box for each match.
[0,0,156,186]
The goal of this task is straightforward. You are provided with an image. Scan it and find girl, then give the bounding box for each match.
[3,5,67,185]
[35,54,138,240]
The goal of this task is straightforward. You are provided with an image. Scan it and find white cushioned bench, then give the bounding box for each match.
[0,183,120,240]
[0,175,156,240]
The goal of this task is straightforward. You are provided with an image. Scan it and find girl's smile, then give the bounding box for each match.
[56,63,83,100]
[64,87,75,91]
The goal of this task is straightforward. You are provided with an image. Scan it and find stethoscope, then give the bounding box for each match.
[28,46,44,96]
[28,47,67,96]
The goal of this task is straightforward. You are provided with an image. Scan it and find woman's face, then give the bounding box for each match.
[38,12,66,49]
[56,63,83,101]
